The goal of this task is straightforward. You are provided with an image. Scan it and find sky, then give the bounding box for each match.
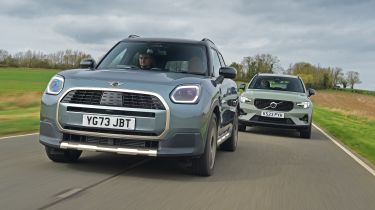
[0,0,374,90]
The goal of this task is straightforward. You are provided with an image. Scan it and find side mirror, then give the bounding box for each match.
[239,83,246,91]
[80,58,96,69]
[219,67,236,79]
[308,88,315,96]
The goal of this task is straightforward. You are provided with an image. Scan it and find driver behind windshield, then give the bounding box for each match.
[260,79,270,89]
[138,49,155,70]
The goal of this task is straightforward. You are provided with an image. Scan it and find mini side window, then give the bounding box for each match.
[211,49,221,77]
[218,52,226,67]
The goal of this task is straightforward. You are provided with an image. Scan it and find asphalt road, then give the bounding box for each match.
[0,127,374,210]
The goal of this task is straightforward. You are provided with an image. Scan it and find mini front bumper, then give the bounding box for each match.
[39,86,213,158]
[39,120,206,157]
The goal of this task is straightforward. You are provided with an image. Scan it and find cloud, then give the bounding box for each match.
[0,0,374,89]
[52,15,192,44]
[0,0,206,18]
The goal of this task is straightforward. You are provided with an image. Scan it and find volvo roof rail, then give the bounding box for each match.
[201,38,215,45]
[128,34,140,38]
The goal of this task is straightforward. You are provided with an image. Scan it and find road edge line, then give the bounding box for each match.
[313,123,375,177]
[0,132,39,140]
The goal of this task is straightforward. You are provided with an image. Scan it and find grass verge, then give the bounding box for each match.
[0,94,41,137]
[313,106,375,165]
[0,67,60,137]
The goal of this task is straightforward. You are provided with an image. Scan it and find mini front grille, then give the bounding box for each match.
[61,90,165,110]
[251,115,295,125]
[63,133,159,149]
[101,91,123,106]
[61,90,102,105]
[122,92,165,110]
[254,99,294,111]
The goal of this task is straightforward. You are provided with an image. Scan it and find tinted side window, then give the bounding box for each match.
[211,49,221,77]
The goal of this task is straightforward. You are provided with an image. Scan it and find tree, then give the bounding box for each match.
[288,62,344,89]
[298,74,314,88]
[346,71,361,89]
[322,70,331,89]
[240,54,279,81]
[288,62,320,88]
[331,67,343,88]
[229,62,244,81]
[340,77,348,89]
[0,49,9,63]
[0,49,91,69]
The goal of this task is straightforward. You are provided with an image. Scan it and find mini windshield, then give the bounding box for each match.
[249,76,305,93]
[97,42,208,75]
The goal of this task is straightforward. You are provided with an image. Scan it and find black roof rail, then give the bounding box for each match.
[201,38,215,45]
[128,34,140,38]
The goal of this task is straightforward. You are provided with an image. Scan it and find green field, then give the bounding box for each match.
[313,106,375,165]
[0,67,61,136]
[0,67,60,93]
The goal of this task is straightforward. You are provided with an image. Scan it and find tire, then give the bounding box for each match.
[220,112,238,152]
[45,146,82,163]
[192,114,217,176]
[300,124,312,139]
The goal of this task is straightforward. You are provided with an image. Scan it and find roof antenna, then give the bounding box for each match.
[128,34,140,38]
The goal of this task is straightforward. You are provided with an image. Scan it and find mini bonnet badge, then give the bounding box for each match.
[109,81,123,87]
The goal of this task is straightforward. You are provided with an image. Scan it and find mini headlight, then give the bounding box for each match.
[240,96,251,103]
[296,101,311,109]
[170,85,200,104]
[46,75,64,95]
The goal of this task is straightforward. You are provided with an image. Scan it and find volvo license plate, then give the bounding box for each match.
[261,111,284,118]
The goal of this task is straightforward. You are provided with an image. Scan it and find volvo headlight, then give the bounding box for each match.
[240,96,251,103]
[170,85,200,104]
[46,75,64,95]
[296,101,311,109]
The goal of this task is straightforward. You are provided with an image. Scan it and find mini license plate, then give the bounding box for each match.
[82,114,135,130]
[261,111,284,118]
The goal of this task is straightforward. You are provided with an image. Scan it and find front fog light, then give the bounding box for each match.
[299,114,309,123]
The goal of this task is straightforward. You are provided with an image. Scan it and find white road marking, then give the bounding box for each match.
[0,133,39,140]
[56,188,83,199]
[313,123,375,177]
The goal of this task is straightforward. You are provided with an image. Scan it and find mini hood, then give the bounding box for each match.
[60,69,206,86]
